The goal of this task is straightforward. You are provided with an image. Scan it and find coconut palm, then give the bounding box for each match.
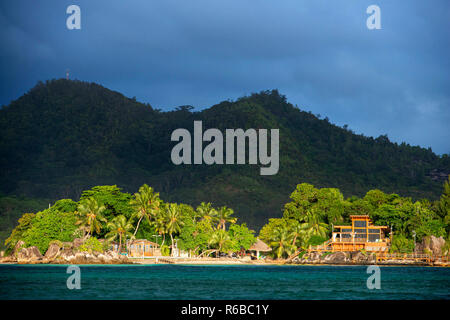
[196,202,217,223]
[130,184,161,236]
[301,209,328,239]
[216,206,237,230]
[153,208,168,246]
[270,226,295,259]
[165,203,184,256]
[76,197,107,239]
[105,215,134,253]
[208,229,231,256]
[290,221,306,247]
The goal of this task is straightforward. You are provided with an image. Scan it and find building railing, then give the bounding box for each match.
[332,232,389,244]
[375,252,448,263]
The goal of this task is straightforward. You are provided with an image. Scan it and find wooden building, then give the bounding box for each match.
[330,215,390,252]
[127,239,161,257]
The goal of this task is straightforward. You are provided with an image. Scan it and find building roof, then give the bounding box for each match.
[129,239,160,247]
[249,239,271,252]
[349,215,371,219]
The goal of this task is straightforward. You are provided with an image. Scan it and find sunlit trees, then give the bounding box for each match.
[216,206,237,230]
[105,215,134,253]
[270,226,295,259]
[228,223,256,251]
[208,229,232,255]
[130,184,161,237]
[300,209,328,239]
[196,202,217,223]
[165,203,184,256]
[22,209,77,254]
[76,197,107,239]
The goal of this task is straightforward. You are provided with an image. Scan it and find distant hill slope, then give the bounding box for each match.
[0,79,448,229]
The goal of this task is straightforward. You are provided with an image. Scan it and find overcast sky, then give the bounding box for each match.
[0,0,449,154]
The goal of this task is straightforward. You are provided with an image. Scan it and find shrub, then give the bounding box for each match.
[22,209,78,254]
[308,235,328,246]
[78,237,104,253]
[390,234,414,253]
[160,245,170,256]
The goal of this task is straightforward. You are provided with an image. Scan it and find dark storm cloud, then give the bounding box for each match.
[0,0,449,153]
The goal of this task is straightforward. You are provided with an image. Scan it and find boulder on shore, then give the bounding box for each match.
[12,240,25,257]
[323,252,347,264]
[73,238,84,248]
[17,246,43,263]
[54,248,128,264]
[45,242,62,260]
[416,235,446,256]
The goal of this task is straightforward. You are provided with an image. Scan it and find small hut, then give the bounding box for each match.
[128,239,161,257]
[249,239,271,259]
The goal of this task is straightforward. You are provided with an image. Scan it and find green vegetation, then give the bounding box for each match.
[2,176,449,258]
[257,177,450,258]
[78,237,104,254]
[105,215,134,253]
[0,79,448,236]
[8,206,78,254]
[0,79,449,258]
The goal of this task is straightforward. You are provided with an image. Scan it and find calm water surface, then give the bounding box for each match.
[0,264,448,300]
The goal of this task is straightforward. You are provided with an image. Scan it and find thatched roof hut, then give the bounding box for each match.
[249,239,271,259]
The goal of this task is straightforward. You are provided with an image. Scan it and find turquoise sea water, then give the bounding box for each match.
[0,264,448,300]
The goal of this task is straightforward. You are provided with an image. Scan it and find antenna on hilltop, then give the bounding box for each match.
[66,69,70,80]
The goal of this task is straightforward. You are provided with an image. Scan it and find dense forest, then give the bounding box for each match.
[3,178,450,258]
[0,79,449,249]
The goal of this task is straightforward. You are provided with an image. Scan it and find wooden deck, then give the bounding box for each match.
[375,252,448,264]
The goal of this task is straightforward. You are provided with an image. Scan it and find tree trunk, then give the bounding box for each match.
[133,215,143,237]
[170,234,174,257]
[118,234,122,253]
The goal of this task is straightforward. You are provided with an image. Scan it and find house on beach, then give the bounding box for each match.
[309,215,391,253]
[330,215,390,252]
[127,239,161,257]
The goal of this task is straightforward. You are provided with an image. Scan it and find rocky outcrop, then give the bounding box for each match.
[17,246,43,263]
[0,255,16,263]
[73,238,84,249]
[323,252,348,264]
[292,250,377,265]
[62,241,73,249]
[44,242,62,260]
[12,240,25,257]
[416,236,446,256]
[0,236,132,265]
[53,248,128,264]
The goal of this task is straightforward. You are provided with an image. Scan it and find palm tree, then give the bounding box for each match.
[105,215,134,253]
[165,203,184,256]
[301,209,328,239]
[216,206,237,230]
[76,197,107,239]
[270,226,295,259]
[290,221,306,247]
[196,202,217,223]
[153,208,168,246]
[208,229,231,256]
[130,184,161,237]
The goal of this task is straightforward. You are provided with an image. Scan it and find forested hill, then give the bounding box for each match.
[0,79,448,229]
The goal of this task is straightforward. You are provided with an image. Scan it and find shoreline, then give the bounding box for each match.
[1,258,448,267]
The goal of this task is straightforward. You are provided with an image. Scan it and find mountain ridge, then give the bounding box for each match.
[0,79,448,229]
